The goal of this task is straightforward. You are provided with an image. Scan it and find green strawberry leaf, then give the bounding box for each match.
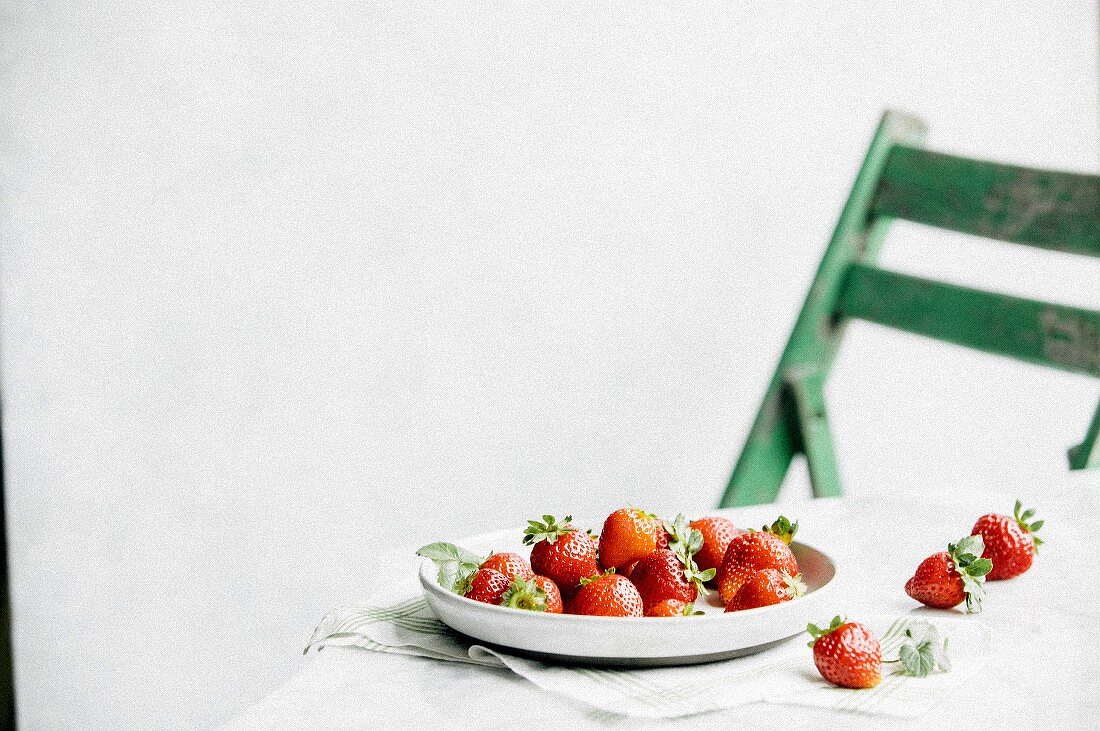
[682,602,705,616]
[416,542,485,595]
[416,542,482,565]
[967,558,993,577]
[953,534,982,558]
[665,514,695,555]
[961,574,987,613]
[522,514,573,546]
[1013,500,1045,552]
[894,622,951,677]
[949,534,991,613]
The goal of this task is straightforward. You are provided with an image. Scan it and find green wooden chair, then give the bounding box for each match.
[720,110,1100,507]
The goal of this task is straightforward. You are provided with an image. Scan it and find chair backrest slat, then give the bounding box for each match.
[722,111,1100,508]
[872,145,1100,258]
[839,263,1100,377]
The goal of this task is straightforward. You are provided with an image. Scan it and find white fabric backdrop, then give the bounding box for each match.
[1,2,1098,727]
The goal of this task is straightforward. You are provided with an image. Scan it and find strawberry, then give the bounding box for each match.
[599,508,666,571]
[464,568,511,604]
[500,575,563,613]
[971,500,1043,580]
[904,535,992,613]
[645,599,702,617]
[523,515,600,597]
[717,521,799,605]
[569,573,644,617]
[480,552,535,582]
[629,514,715,611]
[725,569,805,612]
[630,550,698,609]
[689,516,741,574]
[533,575,564,613]
[807,616,882,689]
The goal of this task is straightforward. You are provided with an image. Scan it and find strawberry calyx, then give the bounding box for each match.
[523,515,574,546]
[500,577,550,612]
[1013,500,1045,552]
[630,505,660,522]
[681,602,705,616]
[416,542,486,595]
[578,568,616,587]
[782,572,807,600]
[806,615,845,648]
[761,515,799,545]
[947,535,993,613]
[664,513,717,596]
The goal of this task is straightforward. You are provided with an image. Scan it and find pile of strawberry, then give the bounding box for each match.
[419,507,806,617]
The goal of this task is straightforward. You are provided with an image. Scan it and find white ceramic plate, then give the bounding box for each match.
[420,527,838,667]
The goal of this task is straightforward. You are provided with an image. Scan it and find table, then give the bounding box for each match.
[225,487,1100,729]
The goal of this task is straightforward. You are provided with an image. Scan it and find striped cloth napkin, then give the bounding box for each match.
[306,590,991,719]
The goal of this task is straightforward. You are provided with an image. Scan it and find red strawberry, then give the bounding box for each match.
[725,569,805,612]
[630,550,698,609]
[569,573,644,617]
[523,515,600,597]
[690,516,741,574]
[717,523,799,605]
[464,568,511,604]
[480,552,535,582]
[533,575,564,614]
[905,535,992,613]
[629,514,715,611]
[500,575,563,613]
[645,598,701,617]
[807,616,882,689]
[971,500,1043,580]
[599,508,665,571]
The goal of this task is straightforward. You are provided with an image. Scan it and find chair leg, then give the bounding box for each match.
[0,432,14,727]
[784,367,842,498]
[723,403,799,506]
[1068,399,1100,470]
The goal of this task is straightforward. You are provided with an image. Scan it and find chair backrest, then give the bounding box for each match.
[719,110,1100,507]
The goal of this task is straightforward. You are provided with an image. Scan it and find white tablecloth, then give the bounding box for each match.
[225,488,1100,729]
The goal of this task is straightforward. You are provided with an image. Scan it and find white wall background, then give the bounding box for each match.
[1,2,1098,727]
